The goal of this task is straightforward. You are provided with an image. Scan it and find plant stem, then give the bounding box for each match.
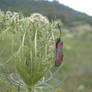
[27,88,32,92]
[18,85,20,92]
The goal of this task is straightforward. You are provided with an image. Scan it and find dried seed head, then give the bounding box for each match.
[29,13,49,24]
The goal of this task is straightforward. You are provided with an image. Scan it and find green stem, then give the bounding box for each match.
[26,87,33,92]
[18,85,20,92]
[28,88,32,92]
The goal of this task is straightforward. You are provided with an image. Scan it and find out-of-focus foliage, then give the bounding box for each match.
[77,85,85,92]
[55,88,63,92]
[0,0,92,26]
[0,10,24,64]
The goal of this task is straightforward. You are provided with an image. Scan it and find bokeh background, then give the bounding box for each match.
[0,0,92,92]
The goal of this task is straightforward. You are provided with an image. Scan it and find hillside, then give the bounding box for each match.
[0,0,92,25]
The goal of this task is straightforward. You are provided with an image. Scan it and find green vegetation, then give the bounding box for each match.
[0,0,92,26]
[0,2,92,92]
[61,25,92,92]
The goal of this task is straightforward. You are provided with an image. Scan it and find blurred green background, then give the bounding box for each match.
[0,0,92,92]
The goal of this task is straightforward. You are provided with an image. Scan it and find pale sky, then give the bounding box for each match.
[49,0,92,16]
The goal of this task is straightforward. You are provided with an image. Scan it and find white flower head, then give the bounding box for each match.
[29,13,49,24]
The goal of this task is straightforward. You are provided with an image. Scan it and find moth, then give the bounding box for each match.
[55,37,63,66]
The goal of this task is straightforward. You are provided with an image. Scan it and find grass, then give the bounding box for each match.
[61,26,92,92]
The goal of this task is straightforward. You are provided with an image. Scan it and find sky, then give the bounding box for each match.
[49,0,92,16]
